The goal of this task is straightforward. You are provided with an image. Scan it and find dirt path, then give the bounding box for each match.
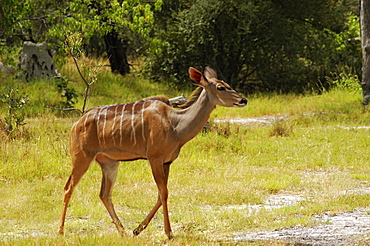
[231,208,370,245]
[205,190,370,245]
[219,174,370,245]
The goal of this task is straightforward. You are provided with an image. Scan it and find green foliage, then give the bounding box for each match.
[45,0,164,103]
[2,0,362,94]
[55,77,78,108]
[63,0,159,37]
[326,66,362,93]
[2,0,163,79]
[147,0,360,93]
[0,46,22,69]
[0,0,32,34]
[331,72,361,93]
[0,87,29,136]
[1,0,67,47]
[47,0,162,51]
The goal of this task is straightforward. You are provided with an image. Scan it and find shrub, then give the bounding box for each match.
[0,87,29,137]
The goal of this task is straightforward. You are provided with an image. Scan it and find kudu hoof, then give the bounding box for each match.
[133,229,140,236]
[133,225,144,236]
[167,232,174,240]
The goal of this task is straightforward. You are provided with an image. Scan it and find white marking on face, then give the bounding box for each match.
[119,105,126,145]
[215,89,226,104]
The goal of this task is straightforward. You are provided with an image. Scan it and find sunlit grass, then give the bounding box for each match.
[212,89,366,123]
[1,60,370,244]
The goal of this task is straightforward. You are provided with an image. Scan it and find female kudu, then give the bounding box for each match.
[58,66,247,239]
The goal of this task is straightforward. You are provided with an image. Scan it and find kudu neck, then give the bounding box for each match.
[174,89,215,144]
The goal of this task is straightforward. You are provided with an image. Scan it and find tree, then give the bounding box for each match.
[0,0,70,44]
[1,0,162,76]
[360,0,370,105]
[147,0,360,93]
[49,0,162,76]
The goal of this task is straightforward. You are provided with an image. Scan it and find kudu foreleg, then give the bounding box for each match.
[133,193,162,235]
[134,162,172,239]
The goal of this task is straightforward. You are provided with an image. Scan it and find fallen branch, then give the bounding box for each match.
[45,106,82,113]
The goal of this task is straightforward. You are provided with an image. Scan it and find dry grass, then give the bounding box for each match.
[1,67,370,244]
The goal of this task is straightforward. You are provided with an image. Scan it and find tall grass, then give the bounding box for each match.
[1,60,370,245]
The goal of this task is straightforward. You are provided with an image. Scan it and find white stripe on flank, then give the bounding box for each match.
[101,106,108,147]
[111,105,118,146]
[131,102,137,145]
[96,107,103,147]
[83,110,91,144]
[119,105,126,145]
[71,120,79,143]
[141,102,146,141]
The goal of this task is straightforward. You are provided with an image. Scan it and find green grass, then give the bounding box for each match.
[1,60,370,245]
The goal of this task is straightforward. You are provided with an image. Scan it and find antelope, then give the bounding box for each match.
[58,66,247,239]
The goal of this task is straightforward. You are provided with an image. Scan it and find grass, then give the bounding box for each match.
[1,59,370,245]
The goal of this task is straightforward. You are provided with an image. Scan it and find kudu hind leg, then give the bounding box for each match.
[96,155,125,236]
[59,154,93,235]
[134,162,172,239]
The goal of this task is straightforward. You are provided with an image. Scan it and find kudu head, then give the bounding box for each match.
[188,66,247,107]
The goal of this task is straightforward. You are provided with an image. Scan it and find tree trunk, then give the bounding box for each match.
[103,31,130,76]
[360,0,370,105]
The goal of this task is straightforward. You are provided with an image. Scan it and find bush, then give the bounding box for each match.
[147,0,360,93]
[0,87,29,137]
[326,66,362,93]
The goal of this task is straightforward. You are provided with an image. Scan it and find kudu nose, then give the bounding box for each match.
[240,98,248,105]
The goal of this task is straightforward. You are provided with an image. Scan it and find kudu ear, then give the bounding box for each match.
[188,67,209,87]
[203,65,217,80]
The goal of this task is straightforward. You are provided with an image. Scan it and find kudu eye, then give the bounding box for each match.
[217,85,226,91]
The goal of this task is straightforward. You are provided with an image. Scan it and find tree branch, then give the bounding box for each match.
[45,106,82,113]
[1,13,73,38]
[64,38,94,113]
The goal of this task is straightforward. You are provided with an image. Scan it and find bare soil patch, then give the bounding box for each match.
[219,182,370,245]
[231,208,370,245]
